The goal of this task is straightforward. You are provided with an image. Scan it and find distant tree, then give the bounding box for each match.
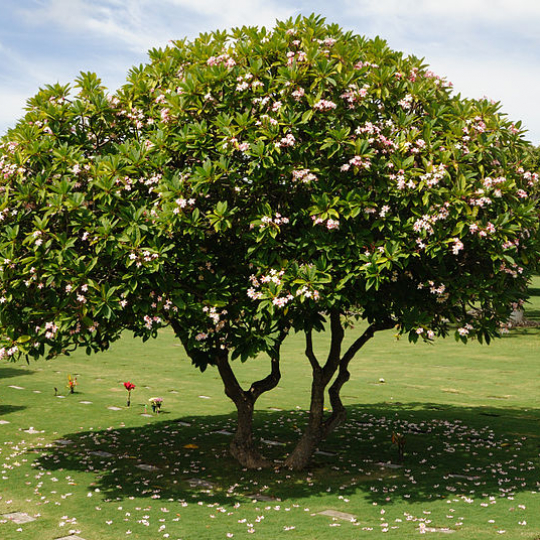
[1,15,539,469]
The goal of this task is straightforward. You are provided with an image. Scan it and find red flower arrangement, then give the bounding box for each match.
[123,381,135,406]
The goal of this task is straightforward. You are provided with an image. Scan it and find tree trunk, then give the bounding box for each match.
[169,320,286,469]
[215,352,271,469]
[214,331,286,469]
[229,393,271,468]
[285,318,386,470]
[284,370,326,469]
[285,311,344,469]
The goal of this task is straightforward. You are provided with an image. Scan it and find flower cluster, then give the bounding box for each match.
[206,53,236,68]
[312,216,340,230]
[286,50,307,65]
[173,197,195,215]
[197,306,228,337]
[458,323,474,336]
[415,327,435,340]
[340,84,369,108]
[420,164,446,188]
[313,99,337,111]
[43,321,59,340]
[291,87,305,101]
[291,169,317,183]
[340,155,371,171]
[128,250,159,267]
[499,261,524,278]
[417,281,449,303]
[259,213,290,228]
[0,142,23,181]
[256,114,278,126]
[277,133,296,148]
[143,315,162,330]
[0,345,19,359]
[223,137,250,152]
[451,238,464,255]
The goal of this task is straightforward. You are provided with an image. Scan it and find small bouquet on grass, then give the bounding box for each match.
[66,374,78,394]
[123,381,136,407]
[149,397,163,413]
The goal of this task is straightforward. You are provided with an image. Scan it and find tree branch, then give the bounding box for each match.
[322,309,345,383]
[215,350,247,404]
[323,321,391,437]
[305,329,320,372]
[249,326,287,400]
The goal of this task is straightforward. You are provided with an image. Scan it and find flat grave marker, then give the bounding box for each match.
[318,510,356,521]
[2,512,36,524]
[136,464,159,472]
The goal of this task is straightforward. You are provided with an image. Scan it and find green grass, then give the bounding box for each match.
[0,279,539,539]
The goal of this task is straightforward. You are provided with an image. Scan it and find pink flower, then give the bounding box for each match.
[313,99,337,111]
[451,238,464,255]
[326,219,340,230]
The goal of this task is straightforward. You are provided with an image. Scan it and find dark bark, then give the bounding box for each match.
[285,316,392,470]
[170,318,288,469]
[215,351,272,468]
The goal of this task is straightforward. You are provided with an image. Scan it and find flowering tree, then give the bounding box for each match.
[1,15,539,470]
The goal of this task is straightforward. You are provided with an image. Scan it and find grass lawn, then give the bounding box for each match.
[0,278,539,539]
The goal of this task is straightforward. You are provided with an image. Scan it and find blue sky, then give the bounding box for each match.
[1,0,540,143]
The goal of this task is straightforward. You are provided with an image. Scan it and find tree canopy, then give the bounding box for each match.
[1,14,539,468]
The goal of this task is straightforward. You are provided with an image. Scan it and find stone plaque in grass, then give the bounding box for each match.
[8,385,24,390]
[177,421,192,427]
[447,474,480,481]
[213,429,233,436]
[56,439,73,445]
[187,478,214,489]
[141,413,153,417]
[55,536,87,540]
[315,449,336,457]
[24,427,44,434]
[79,401,93,404]
[421,527,456,534]
[261,439,286,446]
[377,462,403,469]
[2,512,36,524]
[137,464,159,472]
[318,510,356,521]
[107,406,122,411]
[248,494,276,502]
[0,420,10,425]
[90,451,114,458]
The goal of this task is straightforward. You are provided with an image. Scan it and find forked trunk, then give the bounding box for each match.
[170,320,285,469]
[230,394,271,469]
[285,318,385,470]
[214,337,284,469]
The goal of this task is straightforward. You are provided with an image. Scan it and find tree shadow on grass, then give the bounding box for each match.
[30,402,540,506]
[0,404,27,416]
[0,366,36,380]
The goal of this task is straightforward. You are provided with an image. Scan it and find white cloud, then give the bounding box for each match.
[430,56,540,142]
[164,0,295,29]
[0,90,29,132]
[3,1,540,143]
[20,0,295,52]
[345,0,540,21]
